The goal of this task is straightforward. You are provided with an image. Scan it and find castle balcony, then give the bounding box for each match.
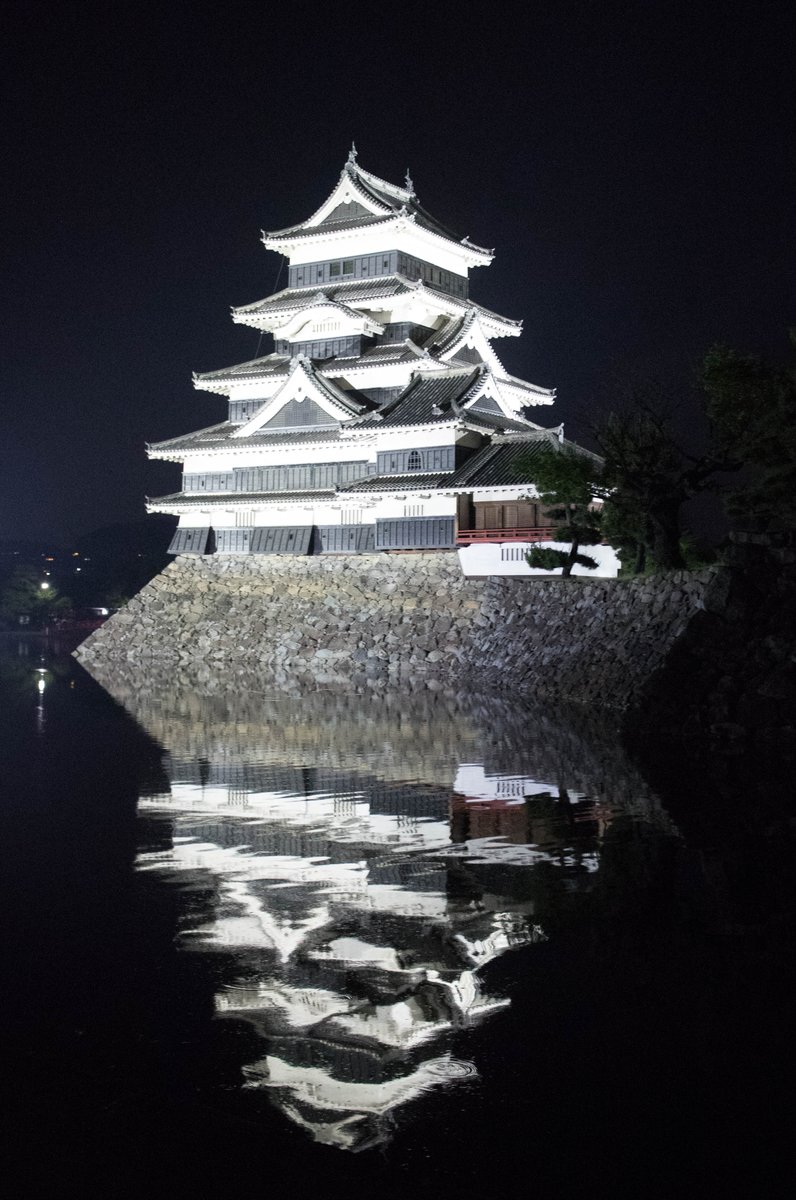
[456,527,554,545]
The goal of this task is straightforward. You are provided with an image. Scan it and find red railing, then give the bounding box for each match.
[456,527,555,544]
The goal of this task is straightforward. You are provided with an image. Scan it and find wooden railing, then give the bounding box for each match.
[456,527,555,544]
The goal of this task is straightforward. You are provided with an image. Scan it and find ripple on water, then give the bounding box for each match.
[424,1058,478,1080]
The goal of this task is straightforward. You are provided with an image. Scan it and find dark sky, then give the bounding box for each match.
[3,0,793,544]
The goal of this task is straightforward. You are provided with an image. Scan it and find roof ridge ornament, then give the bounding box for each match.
[347,141,358,164]
[405,169,415,194]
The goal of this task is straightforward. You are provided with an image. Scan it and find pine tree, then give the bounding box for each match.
[700,338,796,529]
[524,447,605,577]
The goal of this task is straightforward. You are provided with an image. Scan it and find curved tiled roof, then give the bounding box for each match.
[232,275,520,335]
[148,422,344,457]
[338,473,448,494]
[147,489,337,510]
[265,158,491,258]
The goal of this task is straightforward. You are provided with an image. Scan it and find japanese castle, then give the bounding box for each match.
[148,149,606,575]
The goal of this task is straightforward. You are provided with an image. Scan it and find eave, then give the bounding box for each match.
[147,424,351,462]
[263,212,493,268]
[231,275,521,339]
[146,489,338,513]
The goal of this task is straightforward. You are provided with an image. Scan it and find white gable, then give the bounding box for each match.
[273,300,384,343]
[439,313,508,377]
[460,372,527,419]
[231,363,355,438]
[299,170,392,230]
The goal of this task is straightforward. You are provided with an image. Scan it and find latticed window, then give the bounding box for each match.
[407,450,423,471]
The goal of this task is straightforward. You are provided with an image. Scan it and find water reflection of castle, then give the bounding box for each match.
[89,667,671,1151]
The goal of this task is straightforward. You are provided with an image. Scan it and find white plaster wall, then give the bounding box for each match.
[458,541,620,578]
[462,485,543,502]
[374,495,456,519]
[338,362,424,389]
[373,426,457,451]
[224,380,285,401]
[186,443,377,473]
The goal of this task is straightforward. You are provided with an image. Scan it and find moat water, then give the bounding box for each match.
[2,635,794,1194]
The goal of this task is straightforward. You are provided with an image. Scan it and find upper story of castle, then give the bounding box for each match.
[149,151,555,474]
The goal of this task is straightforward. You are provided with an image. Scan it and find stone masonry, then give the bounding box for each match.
[75,553,724,711]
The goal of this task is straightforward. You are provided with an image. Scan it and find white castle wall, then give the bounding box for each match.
[458,541,621,577]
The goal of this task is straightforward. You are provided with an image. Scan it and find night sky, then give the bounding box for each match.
[3,1,793,545]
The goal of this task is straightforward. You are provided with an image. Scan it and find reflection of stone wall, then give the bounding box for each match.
[88,661,672,828]
[76,554,722,710]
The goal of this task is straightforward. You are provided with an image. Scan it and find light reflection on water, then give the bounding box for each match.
[87,663,677,1153]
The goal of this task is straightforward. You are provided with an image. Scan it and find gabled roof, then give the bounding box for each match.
[231,356,371,438]
[430,309,513,380]
[264,152,493,265]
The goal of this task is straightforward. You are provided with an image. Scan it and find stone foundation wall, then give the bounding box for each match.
[75,553,723,711]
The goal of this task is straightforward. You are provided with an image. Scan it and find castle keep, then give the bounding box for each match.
[147,148,606,576]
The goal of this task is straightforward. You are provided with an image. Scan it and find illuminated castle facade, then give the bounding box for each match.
[146,148,615,576]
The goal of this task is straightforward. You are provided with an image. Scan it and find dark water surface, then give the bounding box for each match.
[2,636,794,1195]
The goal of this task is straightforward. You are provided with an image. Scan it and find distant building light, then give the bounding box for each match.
[75,567,82,572]
[37,678,45,694]
[40,582,50,590]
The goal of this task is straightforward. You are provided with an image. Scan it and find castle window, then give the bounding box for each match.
[329,261,341,277]
[342,259,355,275]
[407,450,423,471]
